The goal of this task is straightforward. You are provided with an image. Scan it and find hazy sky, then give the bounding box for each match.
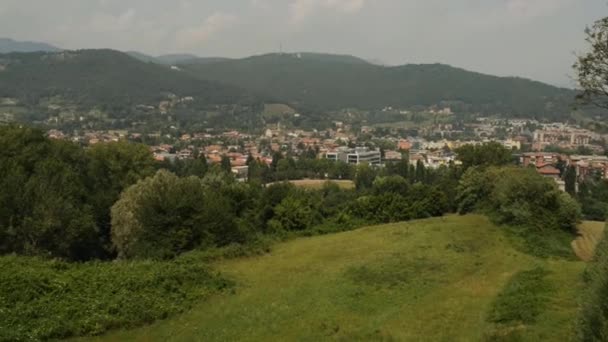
[0,0,605,87]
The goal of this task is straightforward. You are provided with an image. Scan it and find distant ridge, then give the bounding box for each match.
[0,49,256,112]
[126,51,231,65]
[0,38,61,53]
[179,52,575,119]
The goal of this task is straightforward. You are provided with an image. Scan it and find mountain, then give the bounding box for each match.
[181,53,576,119]
[0,49,259,125]
[125,51,158,64]
[126,51,231,65]
[176,57,232,65]
[0,38,61,53]
[156,54,200,64]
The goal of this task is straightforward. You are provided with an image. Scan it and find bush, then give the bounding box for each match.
[457,167,581,233]
[111,170,209,259]
[111,170,252,259]
[0,254,231,341]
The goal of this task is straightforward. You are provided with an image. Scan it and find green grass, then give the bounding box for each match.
[268,179,355,190]
[80,215,586,341]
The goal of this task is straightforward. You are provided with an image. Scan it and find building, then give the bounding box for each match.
[569,155,608,180]
[520,152,562,168]
[398,139,412,151]
[326,147,381,165]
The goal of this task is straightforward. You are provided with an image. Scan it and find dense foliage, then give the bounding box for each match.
[454,142,513,171]
[0,253,230,342]
[457,167,580,233]
[574,16,608,110]
[112,170,251,259]
[183,53,575,120]
[0,126,156,260]
[577,179,608,221]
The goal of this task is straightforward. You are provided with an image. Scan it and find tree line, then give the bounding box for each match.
[0,126,582,262]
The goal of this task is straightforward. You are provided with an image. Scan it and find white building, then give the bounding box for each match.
[326,147,381,165]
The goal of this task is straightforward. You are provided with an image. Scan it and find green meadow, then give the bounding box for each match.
[81,215,590,341]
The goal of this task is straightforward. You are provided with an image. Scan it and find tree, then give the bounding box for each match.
[220,155,232,173]
[86,141,155,254]
[111,170,209,259]
[373,175,409,195]
[268,195,318,232]
[564,165,577,196]
[455,142,512,171]
[574,16,608,110]
[355,163,376,190]
[179,158,208,178]
[0,126,100,260]
[271,152,283,171]
[415,160,426,183]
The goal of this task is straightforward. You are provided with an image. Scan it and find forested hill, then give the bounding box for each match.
[181,53,576,119]
[0,49,257,110]
[0,38,61,53]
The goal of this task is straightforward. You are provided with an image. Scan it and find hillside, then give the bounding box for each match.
[0,49,254,106]
[82,215,586,341]
[0,49,260,126]
[126,51,231,65]
[182,53,576,119]
[0,38,61,53]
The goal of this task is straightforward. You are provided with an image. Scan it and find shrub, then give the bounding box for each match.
[0,254,231,341]
[457,167,581,233]
[111,170,209,259]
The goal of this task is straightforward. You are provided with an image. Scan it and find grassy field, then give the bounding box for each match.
[572,221,605,261]
[80,215,588,341]
[270,179,355,190]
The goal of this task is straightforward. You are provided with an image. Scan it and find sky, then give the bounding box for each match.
[0,0,605,87]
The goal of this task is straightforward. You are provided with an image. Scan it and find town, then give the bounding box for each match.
[46,115,608,190]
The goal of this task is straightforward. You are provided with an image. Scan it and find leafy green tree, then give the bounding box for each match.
[373,175,409,195]
[329,161,355,180]
[355,163,376,191]
[564,165,577,196]
[385,159,410,179]
[86,141,155,254]
[111,170,208,259]
[220,155,232,173]
[177,158,208,178]
[415,160,426,183]
[268,195,319,232]
[574,16,608,109]
[455,142,512,171]
[0,126,100,260]
[458,167,581,233]
[271,152,283,171]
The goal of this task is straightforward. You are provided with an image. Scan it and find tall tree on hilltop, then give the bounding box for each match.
[564,165,578,196]
[575,16,608,110]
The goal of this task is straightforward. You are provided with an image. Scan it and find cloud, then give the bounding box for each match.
[88,9,136,33]
[505,0,576,18]
[175,12,238,49]
[289,0,366,24]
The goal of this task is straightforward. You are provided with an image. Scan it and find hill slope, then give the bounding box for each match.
[0,38,61,53]
[0,49,256,112]
[126,51,231,65]
[83,215,585,341]
[182,53,575,119]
